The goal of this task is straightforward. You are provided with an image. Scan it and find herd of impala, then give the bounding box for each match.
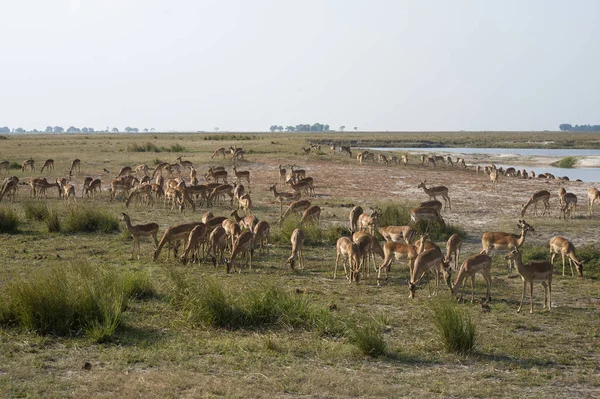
[2,144,600,314]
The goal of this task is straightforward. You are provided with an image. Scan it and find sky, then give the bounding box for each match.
[1,0,599,132]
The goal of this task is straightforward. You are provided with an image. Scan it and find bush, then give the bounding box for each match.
[127,142,161,152]
[0,206,20,233]
[0,262,131,341]
[429,299,476,354]
[63,207,119,233]
[323,225,351,244]
[169,143,186,153]
[412,220,466,242]
[271,214,324,245]
[377,204,412,227]
[23,201,50,221]
[203,134,253,141]
[348,318,387,357]
[9,162,21,170]
[553,157,577,168]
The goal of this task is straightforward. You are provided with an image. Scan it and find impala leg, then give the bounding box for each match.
[529,282,534,314]
[541,281,548,309]
[471,275,476,303]
[518,280,526,313]
[484,270,492,302]
[561,252,566,276]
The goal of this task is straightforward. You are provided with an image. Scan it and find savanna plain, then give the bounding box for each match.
[1,131,600,398]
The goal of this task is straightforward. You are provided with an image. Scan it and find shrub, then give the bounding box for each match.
[23,201,50,221]
[203,134,253,141]
[122,270,156,300]
[63,207,119,233]
[412,220,466,242]
[127,142,161,152]
[271,214,323,245]
[169,143,186,152]
[0,206,20,233]
[9,162,21,170]
[0,262,130,341]
[429,299,476,354]
[377,204,412,227]
[553,157,577,168]
[323,225,350,244]
[348,318,387,357]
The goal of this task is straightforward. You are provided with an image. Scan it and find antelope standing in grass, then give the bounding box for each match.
[521,190,551,217]
[558,187,577,219]
[480,219,534,275]
[377,240,420,284]
[154,221,204,261]
[334,237,361,282]
[505,248,552,313]
[22,159,35,173]
[378,225,415,244]
[70,159,81,174]
[418,181,451,210]
[352,231,384,277]
[0,160,9,174]
[287,228,305,269]
[357,210,380,235]
[225,231,254,273]
[232,166,250,185]
[445,234,462,271]
[280,199,311,224]
[587,187,600,215]
[253,220,270,254]
[408,247,451,299]
[300,205,321,225]
[349,205,363,234]
[452,253,492,303]
[549,236,583,277]
[409,207,445,228]
[120,213,159,260]
[180,223,208,265]
[40,159,54,173]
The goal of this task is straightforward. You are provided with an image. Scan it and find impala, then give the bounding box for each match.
[0,177,19,201]
[70,159,81,174]
[426,156,436,168]
[180,223,208,265]
[456,158,466,168]
[232,166,250,185]
[401,154,408,166]
[280,199,311,223]
[0,160,9,174]
[176,156,193,171]
[549,236,583,277]
[207,184,234,207]
[224,231,254,273]
[40,159,54,173]
[278,165,287,184]
[30,177,60,199]
[253,220,270,254]
[154,221,204,261]
[378,225,416,244]
[84,178,102,199]
[587,187,600,215]
[207,226,227,266]
[334,237,361,282]
[445,233,462,271]
[417,181,451,210]
[287,228,305,269]
[117,166,133,178]
[300,205,321,225]
[408,247,451,299]
[230,209,258,232]
[205,167,228,184]
[521,190,551,217]
[22,159,35,173]
[348,205,363,233]
[558,187,577,219]
[357,210,380,235]
[505,248,552,313]
[409,207,445,228]
[418,200,443,214]
[152,162,170,179]
[340,146,352,157]
[352,231,384,277]
[452,253,492,303]
[120,213,159,259]
[302,146,311,155]
[378,240,420,284]
[481,219,534,275]
[489,168,499,188]
[211,147,227,159]
[269,183,300,213]
[238,192,252,214]
[221,218,242,251]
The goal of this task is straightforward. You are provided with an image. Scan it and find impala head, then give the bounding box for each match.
[417,181,427,189]
[441,258,452,287]
[504,247,520,261]
[518,219,535,234]
[119,212,129,222]
[408,280,416,299]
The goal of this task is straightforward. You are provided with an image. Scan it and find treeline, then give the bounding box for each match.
[0,126,154,133]
[559,124,600,132]
[269,123,330,132]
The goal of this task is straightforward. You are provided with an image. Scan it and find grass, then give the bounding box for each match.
[1,131,600,397]
[429,299,476,354]
[0,262,132,341]
[203,134,253,141]
[552,156,578,168]
[8,161,21,170]
[45,208,61,232]
[62,206,119,233]
[127,142,187,153]
[23,201,49,221]
[169,273,336,332]
[0,206,20,233]
[347,317,387,357]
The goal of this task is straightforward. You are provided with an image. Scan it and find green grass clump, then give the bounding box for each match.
[127,142,161,152]
[168,143,186,152]
[519,244,550,262]
[0,262,129,341]
[63,207,119,233]
[412,220,466,241]
[122,270,156,300]
[570,245,600,277]
[23,201,50,221]
[9,162,21,170]
[377,204,412,227]
[348,318,387,357]
[429,299,476,354]
[203,134,253,141]
[271,214,324,245]
[553,156,577,168]
[0,206,20,233]
[323,225,351,244]
[45,208,61,232]
[170,273,335,332]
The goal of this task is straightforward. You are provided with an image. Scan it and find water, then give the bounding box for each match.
[364,147,600,183]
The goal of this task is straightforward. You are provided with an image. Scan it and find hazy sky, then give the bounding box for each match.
[1,0,599,132]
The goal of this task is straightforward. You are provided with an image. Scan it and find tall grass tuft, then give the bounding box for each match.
[412,220,467,242]
[9,162,21,170]
[429,299,476,354]
[377,204,412,227]
[122,270,156,300]
[0,262,134,341]
[168,272,336,332]
[203,134,253,141]
[271,214,323,245]
[0,206,20,233]
[63,207,119,233]
[45,208,61,232]
[169,143,186,152]
[23,201,50,221]
[348,317,387,357]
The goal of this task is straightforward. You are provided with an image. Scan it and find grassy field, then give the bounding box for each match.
[1,132,600,398]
